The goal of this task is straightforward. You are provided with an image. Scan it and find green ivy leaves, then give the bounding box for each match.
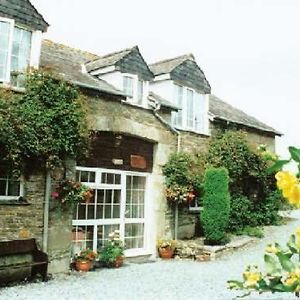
[0,70,88,174]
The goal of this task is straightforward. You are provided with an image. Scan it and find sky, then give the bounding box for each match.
[30,0,300,159]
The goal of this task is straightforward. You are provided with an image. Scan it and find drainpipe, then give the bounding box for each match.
[150,99,181,240]
[42,172,51,252]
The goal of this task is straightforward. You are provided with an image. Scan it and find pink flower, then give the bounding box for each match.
[51,191,59,199]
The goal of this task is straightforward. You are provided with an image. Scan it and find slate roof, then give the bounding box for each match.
[0,0,49,31]
[209,94,281,136]
[40,40,125,97]
[148,91,179,111]
[149,54,195,76]
[86,46,137,73]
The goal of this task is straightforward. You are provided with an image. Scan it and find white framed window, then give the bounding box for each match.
[186,88,194,129]
[0,172,23,200]
[0,18,14,82]
[72,167,150,257]
[0,17,32,85]
[172,84,183,127]
[123,76,134,98]
[137,79,143,105]
[172,83,208,134]
[122,74,147,107]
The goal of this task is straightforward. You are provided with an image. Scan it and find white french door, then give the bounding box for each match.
[72,167,149,257]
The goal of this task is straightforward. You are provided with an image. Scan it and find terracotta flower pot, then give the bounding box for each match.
[113,256,124,268]
[75,260,92,272]
[159,247,174,259]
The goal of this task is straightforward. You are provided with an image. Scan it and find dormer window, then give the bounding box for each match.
[0,17,34,86]
[122,74,147,106]
[172,84,208,134]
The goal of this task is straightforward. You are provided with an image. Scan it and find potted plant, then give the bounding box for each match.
[99,230,125,268]
[73,248,97,272]
[157,239,176,259]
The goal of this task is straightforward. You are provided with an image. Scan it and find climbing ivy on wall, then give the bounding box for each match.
[0,70,89,175]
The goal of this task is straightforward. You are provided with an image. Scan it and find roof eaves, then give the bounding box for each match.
[211,115,282,136]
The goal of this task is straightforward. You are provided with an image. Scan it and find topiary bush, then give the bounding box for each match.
[200,167,231,245]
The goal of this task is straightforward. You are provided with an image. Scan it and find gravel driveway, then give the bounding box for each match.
[1,211,300,300]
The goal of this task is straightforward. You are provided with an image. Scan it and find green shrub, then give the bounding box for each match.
[235,226,264,238]
[227,195,253,232]
[200,167,231,245]
[252,190,282,226]
[203,130,276,199]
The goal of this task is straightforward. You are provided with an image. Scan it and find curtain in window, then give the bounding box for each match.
[11,27,32,73]
[195,94,206,133]
[186,89,194,128]
[0,21,11,81]
[172,84,183,127]
[123,76,134,98]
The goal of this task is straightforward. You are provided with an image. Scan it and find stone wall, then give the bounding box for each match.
[0,171,45,244]
[47,159,76,274]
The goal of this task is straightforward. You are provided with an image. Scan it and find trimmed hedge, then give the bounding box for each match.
[200,167,231,245]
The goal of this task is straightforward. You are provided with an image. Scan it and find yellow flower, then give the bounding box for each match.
[296,228,300,241]
[265,244,279,254]
[285,185,300,206]
[276,171,298,192]
[285,276,298,287]
[244,272,261,287]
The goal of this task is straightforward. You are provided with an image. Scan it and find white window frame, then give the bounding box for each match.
[0,17,34,86]
[122,73,147,107]
[172,83,208,135]
[0,17,14,83]
[0,175,24,201]
[172,84,183,128]
[73,167,151,257]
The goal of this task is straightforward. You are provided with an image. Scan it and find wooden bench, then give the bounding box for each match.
[0,238,48,285]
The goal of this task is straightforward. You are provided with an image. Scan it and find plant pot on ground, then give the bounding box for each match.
[99,230,125,268]
[73,248,97,272]
[157,239,176,259]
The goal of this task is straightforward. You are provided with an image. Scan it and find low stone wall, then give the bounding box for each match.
[175,236,256,261]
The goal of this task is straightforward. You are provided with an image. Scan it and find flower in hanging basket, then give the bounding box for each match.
[166,184,195,205]
[52,179,93,205]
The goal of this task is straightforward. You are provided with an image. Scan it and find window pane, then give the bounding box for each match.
[11,27,31,72]
[138,80,143,104]
[0,174,21,197]
[186,89,194,128]
[173,85,183,127]
[125,223,144,249]
[8,180,20,196]
[0,21,10,81]
[123,76,134,98]
[195,93,205,133]
[0,180,6,195]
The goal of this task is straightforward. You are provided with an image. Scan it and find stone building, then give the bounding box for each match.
[0,0,281,273]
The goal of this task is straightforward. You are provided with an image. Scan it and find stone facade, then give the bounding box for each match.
[0,172,45,243]
[0,91,278,271]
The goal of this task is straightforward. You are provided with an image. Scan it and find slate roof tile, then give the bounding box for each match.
[40,40,125,97]
[0,0,48,31]
[209,94,281,135]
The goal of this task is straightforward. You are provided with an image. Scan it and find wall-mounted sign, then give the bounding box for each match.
[130,155,147,169]
[112,159,124,166]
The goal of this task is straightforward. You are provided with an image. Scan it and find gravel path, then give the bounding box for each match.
[1,211,300,300]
